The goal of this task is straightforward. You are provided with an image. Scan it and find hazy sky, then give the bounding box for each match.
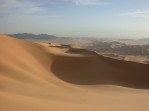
[0,0,149,38]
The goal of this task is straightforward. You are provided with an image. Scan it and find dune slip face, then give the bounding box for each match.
[1,34,149,111]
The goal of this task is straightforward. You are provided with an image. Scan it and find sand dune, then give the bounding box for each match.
[1,34,149,111]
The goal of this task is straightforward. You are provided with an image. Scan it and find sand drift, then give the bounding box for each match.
[0,34,149,111]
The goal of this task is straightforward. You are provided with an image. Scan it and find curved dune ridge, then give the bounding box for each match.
[1,34,149,111]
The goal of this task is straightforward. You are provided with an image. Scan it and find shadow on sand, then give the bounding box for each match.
[51,49,149,89]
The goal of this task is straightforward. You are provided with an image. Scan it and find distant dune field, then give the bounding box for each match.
[0,34,149,111]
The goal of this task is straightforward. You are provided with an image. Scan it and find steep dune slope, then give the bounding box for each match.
[0,34,55,84]
[52,48,149,88]
[1,34,149,111]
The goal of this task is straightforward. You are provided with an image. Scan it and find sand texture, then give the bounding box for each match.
[1,34,149,111]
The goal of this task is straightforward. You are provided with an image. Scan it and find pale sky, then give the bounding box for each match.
[0,0,149,38]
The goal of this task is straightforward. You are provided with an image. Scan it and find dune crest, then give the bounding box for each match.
[1,34,149,111]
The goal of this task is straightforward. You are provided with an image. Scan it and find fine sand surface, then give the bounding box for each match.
[1,34,149,111]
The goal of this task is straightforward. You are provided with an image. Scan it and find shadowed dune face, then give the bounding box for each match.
[51,48,149,89]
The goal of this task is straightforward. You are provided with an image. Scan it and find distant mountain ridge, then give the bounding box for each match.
[8,33,57,39]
